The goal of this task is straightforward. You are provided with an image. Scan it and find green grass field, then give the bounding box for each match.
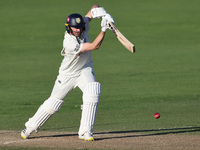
[0,0,200,144]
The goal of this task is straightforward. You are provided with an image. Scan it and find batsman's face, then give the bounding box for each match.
[71,27,83,37]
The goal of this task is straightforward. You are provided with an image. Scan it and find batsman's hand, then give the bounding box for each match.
[101,17,109,32]
[104,14,114,23]
[104,14,114,30]
[101,14,114,32]
[91,7,107,18]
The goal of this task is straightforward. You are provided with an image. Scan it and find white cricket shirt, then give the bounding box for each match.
[59,17,93,77]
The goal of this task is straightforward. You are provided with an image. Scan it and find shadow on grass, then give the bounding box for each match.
[94,126,200,141]
[30,126,200,140]
[30,133,77,139]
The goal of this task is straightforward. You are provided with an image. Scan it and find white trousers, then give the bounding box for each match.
[51,67,96,100]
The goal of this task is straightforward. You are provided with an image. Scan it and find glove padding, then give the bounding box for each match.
[91,7,107,18]
[101,17,109,32]
[101,14,115,32]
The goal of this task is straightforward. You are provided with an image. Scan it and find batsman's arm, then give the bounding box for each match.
[81,31,105,53]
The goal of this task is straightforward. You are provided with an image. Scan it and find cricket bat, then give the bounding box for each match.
[108,22,135,53]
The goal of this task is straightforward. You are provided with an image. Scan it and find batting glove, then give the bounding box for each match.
[101,16,109,32]
[91,7,107,18]
[104,14,114,30]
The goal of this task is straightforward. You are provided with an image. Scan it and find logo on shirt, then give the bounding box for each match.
[74,44,80,52]
[76,18,81,24]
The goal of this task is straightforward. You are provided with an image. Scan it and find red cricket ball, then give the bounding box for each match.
[154,113,160,119]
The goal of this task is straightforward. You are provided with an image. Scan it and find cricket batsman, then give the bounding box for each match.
[21,5,114,141]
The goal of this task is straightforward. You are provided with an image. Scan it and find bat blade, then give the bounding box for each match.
[108,22,135,53]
